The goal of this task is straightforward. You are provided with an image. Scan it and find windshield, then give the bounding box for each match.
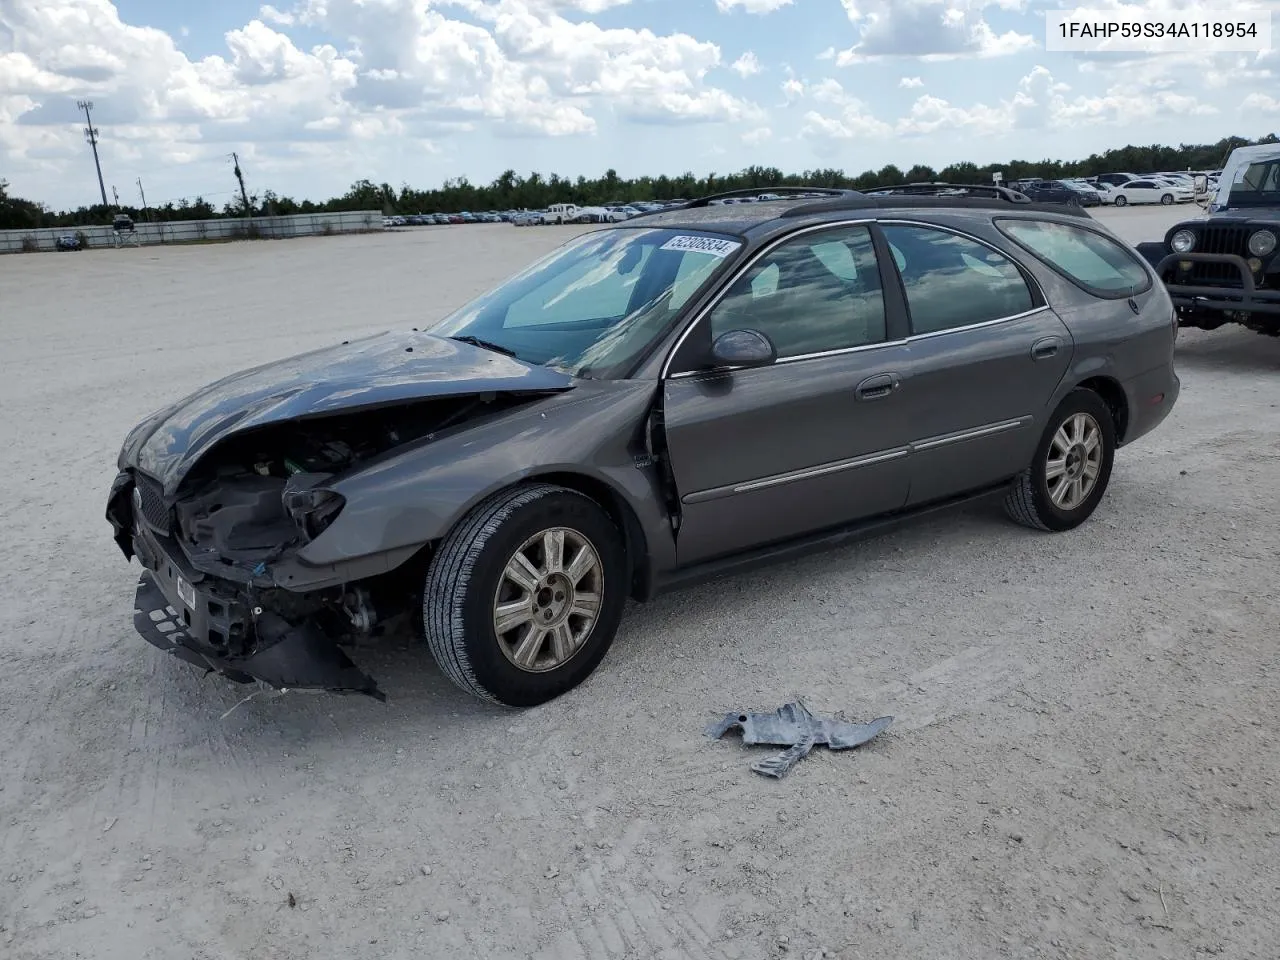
[1221,159,1280,208]
[428,227,740,377]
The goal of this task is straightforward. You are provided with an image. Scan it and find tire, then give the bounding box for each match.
[1004,389,1117,533]
[1114,195,1128,207]
[422,483,628,707]
[1161,193,1174,205]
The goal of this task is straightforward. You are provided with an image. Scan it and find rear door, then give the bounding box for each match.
[660,222,913,565]
[876,221,1073,506]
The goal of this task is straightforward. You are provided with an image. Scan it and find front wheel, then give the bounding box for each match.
[1004,389,1117,532]
[422,484,628,706]
[1114,195,1128,207]
[1161,193,1174,205]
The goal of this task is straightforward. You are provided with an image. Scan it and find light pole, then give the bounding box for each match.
[77,100,109,208]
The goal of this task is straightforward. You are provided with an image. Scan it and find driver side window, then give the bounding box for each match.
[707,225,887,359]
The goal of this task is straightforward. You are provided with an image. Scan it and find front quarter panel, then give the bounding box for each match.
[282,380,672,584]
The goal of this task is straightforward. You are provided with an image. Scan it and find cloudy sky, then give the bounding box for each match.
[1,0,1278,210]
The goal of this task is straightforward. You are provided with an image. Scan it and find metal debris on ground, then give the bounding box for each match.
[706,700,893,778]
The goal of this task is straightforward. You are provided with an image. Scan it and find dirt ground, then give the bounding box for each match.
[1,204,1277,960]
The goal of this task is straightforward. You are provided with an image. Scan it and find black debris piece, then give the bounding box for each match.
[706,700,892,778]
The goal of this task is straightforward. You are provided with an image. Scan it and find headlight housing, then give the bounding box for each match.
[1247,230,1277,258]
[282,484,346,541]
[1170,229,1196,254]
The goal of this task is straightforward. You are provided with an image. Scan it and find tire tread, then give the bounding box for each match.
[1003,469,1051,531]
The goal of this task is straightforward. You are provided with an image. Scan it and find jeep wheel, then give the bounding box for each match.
[423,483,627,707]
[1161,193,1174,205]
[1113,195,1128,207]
[1004,389,1116,533]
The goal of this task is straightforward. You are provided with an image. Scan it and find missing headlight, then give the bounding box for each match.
[281,473,346,541]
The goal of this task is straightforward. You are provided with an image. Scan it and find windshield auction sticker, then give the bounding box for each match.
[660,235,742,258]
[1045,8,1272,52]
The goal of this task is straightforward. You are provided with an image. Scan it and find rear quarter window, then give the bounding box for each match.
[995,218,1152,299]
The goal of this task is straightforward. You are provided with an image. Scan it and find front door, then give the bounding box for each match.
[660,223,914,566]
[876,222,1074,505]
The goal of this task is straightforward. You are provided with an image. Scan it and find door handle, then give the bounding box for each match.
[1030,337,1062,361]
[855,372,900,401]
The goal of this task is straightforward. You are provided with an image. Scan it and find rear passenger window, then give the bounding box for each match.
[996,219,1152,297]
[880,225,1035,335]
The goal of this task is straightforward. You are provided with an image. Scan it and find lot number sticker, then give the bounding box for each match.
[660,235,742,258]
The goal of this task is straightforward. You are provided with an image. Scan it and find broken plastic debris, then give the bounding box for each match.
[706,700,892,778]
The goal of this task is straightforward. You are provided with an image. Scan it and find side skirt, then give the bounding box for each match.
[651,481,1010,596]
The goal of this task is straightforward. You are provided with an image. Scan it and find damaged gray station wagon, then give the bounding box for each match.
[106,185,1179,707]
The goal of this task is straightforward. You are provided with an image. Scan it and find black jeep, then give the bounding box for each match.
[1136,146,1280,336]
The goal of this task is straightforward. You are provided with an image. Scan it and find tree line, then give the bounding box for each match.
[3,132,1276,230]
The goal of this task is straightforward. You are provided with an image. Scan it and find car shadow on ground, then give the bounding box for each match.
[186,498,1017,745]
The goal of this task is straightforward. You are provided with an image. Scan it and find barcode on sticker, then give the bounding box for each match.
[660,235,742,258]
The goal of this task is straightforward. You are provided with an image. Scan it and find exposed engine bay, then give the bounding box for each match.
[108,392,544,701]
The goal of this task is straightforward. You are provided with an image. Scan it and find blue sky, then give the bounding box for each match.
[2,0,1278,210]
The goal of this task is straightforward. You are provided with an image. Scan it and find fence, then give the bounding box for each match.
[0,210,384,254]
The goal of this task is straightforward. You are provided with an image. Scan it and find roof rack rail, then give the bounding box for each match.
[861,182,1032,203]
[679,186,869,209]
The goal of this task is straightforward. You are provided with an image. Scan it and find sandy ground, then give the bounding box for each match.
[1,203,1277,960]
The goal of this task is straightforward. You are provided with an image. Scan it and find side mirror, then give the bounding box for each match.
[1193,174,1208,194]
[710,329,777,369]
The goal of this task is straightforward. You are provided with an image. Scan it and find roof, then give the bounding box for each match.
[624,185,1093,237]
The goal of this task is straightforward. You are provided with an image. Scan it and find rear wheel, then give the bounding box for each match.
[422,483,628,706]
[1004,389,1116,532]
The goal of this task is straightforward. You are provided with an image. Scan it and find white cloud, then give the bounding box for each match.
[1242,92,1280,114]
[798,63,1220,147]
[0,0,759,189]
[715,0,794,12]
[0,0,1273,210]
[836,0,1035,63]
[730,51,761,77]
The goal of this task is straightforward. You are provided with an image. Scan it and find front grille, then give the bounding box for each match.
[1190,225,1252,285]
[134,473,171,533]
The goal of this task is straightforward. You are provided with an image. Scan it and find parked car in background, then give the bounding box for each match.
[1110,178,1193,206]
[55,234,83,251]
[1089,182,1120,205]
[1009,179,1088,206]
[1095,173,1141,189]
[541,203,579,225]
[1136,143,1280,336]
[1055,180,1102,206]
[107,183,1179,707]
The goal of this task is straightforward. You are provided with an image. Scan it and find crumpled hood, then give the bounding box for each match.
[120,330,574,493]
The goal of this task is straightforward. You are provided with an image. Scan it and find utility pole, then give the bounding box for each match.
[136,177,149,221]
[77,100,109,208]
[232,152,251,217]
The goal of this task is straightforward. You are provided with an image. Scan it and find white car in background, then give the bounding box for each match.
[1087,181,1121,204]
[1109,178,1194,206]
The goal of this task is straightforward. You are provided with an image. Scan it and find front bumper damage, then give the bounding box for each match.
[108,471,385,701]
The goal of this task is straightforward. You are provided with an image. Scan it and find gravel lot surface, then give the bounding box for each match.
[1,203,1276,960]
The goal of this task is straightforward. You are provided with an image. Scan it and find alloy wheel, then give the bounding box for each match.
[1045,413,1103,510]
[492,527,603,673]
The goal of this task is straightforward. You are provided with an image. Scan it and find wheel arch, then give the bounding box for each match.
[528,470,654,603]
[1072,375,1130,443]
